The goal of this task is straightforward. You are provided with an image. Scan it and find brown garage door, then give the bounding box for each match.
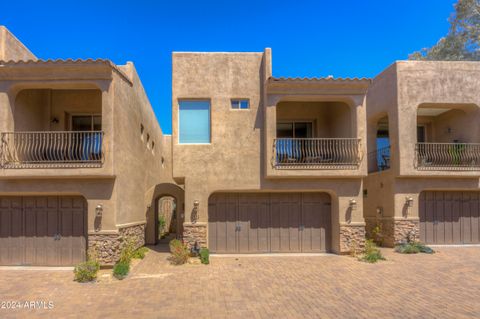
[208,193,331,253]
[0,196,87,266]
[420,191,480,244]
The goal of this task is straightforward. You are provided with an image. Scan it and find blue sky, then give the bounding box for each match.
[1,0,456,134]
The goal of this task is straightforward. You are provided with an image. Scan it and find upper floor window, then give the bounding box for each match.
[71,114,101,131]
[231,99,249,110]
[179,100,211,144]
[277,121,313,138]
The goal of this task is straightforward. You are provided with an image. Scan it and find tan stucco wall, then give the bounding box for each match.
[265,79,369,178]
[13,89,102,131]
[0,26,36,61]
[417,106,478,144]
[277,101,352,138]
[0,60,171,237]
[365,61,480,228]
[396,61,480,177]
[366,64,399,174]
[172,51,366,253]
[112,63,172,229]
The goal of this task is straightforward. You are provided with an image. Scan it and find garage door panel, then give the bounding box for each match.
[207,201,218,253]
[420,191,480,245]
[471,193,480,243]
[444,199,453,244]
[209,195,237,253]
[434,194,445,244]
[425,194,435,244]
[0,196,86,266]
[209,192,330,253]
[419,197,426,243]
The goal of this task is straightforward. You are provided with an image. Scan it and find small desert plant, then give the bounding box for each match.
[395,241,434,254]
[169,239,190,265]
[199,248,210,265]
[113,262,130,280]
[73,259,100,283]
[132,246,149,259]
[74,246,100,283]
[371,224,383,246]
[119,236,137,264]
[360,239,385,263]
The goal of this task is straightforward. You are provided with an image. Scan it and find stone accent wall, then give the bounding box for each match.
[339,225,366,254]
[183,223,207,250]
[393,219,419,244]
[88,223,145,266]
[379,219,419,247]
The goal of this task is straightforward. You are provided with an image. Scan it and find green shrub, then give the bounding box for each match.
[113,262,130,280]
[119,236,137,264]
[395,242,434,254]
[74,260,100,283]
[360,239,386,263]
[371,223,383,246]
[158,216,166,237]
[199,248,209,265]
[169,239,190,265]
[132,246,149,259]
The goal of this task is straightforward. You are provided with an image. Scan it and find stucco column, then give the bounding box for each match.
[0,86,14,132]
[333,180,366,254]
[182,178,209,249]
[264,95,281,177]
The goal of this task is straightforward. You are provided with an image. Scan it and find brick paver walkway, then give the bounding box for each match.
[1,246,480,318]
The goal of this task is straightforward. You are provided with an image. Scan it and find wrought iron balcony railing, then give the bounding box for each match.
[368,145,391,173]
[273,138,361,169]
[415,142,480,171]
[1,131,104,168]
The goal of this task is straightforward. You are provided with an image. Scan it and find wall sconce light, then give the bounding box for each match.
[405,196,414,208]
[349,199,357,210]
[191,200,200,224]
[51,117,59,124]
[376,207,383,215]
[95,204,103,218]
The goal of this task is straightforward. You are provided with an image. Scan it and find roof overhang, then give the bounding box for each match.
[267,76,371,95]
[0,59,132,86]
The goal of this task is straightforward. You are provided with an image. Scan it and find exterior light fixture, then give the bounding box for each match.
[349,199,357,210]
[376,207,383,215]
[51,117,59,124]
[95,204,103,218]
[192,200,200,224]
[406,196,414,208]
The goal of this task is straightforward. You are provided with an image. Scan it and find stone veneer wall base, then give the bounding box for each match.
[373,219,419,247]
[88,223,145,266]
[339,224,366,254]
[183,223,207,249]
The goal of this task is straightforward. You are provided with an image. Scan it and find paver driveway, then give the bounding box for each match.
[1,246,480,319]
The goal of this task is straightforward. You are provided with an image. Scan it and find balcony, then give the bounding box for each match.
[415,143,480,171]
[272,138,361,169]
[1,131,104,168]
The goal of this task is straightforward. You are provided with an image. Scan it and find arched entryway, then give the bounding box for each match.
[155,195,182,243]
[145,183,185,245]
